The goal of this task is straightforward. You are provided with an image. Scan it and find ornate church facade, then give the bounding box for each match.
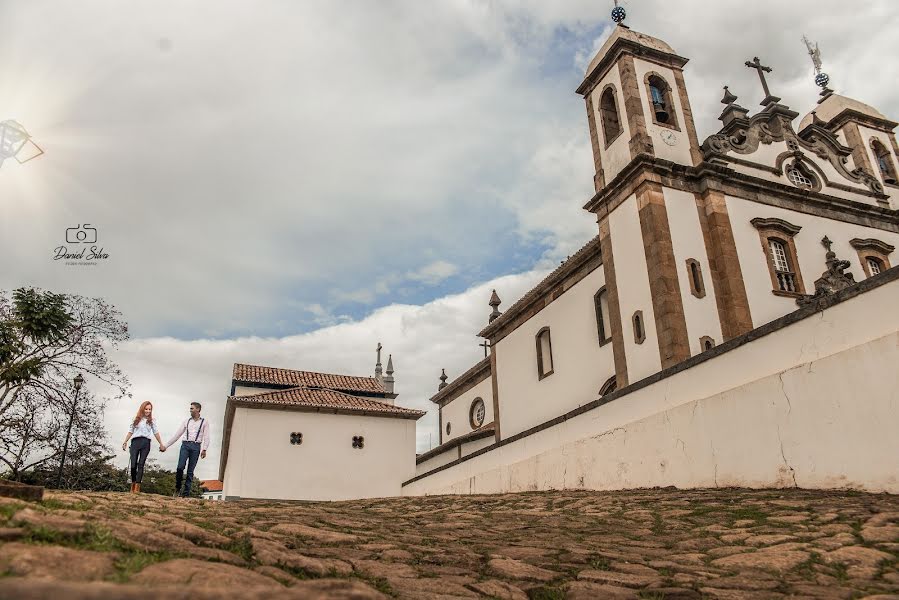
[219,14,899,501]
[407,18,899,495]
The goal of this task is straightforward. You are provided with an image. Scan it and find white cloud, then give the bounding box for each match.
[406,260,459,285]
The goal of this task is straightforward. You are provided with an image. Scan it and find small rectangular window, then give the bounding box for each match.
[536,327,554,379]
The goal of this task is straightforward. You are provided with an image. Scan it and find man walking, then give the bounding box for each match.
[162,402,211,497]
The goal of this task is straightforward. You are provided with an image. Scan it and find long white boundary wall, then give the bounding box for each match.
[403,275,899,495]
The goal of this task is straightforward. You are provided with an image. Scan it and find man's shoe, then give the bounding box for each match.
[134,483,141,493]
[130,483,136,494]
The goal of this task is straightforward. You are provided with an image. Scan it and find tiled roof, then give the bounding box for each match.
[429,357,491,405]
[200,480,223,492]
[232,363,385,394]
[229,386,425,419]
[479,235,602,338]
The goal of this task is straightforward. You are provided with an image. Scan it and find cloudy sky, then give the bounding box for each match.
[1,0,897,480]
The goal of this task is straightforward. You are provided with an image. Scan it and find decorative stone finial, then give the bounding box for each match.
[488,289,502,323]
[611,0,626,24]
[796,235,856,307]
[383,354,395,394]
[720,86,738,105]
[438,369,448,391]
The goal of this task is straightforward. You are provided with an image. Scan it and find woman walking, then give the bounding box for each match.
[122,401,164,493]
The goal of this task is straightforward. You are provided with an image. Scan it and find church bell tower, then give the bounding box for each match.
[577,9,702,192]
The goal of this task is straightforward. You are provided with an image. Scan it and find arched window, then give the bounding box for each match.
[594,287,612,345]
[599,376,617,397]
[767,238,796,292]
[849,238,894,279]
[599,87,622,147]
[644,74,679,130]
[535,327,554,379]
[700,336,715,352]
[871,139,898,185]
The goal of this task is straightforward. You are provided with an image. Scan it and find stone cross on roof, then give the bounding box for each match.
[745,57,781,106]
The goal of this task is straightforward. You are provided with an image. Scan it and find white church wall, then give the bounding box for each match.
[439,376,494,444]
[493,265,612,439]
[609,194,661,381]
[632,59,692,166]
[726,197,899,328]
[403,275,899,496]
[663,187,724,352]
[461,435,495,458]
[415,446,461,477]
[224,409,416,501]
[591,64,631,182]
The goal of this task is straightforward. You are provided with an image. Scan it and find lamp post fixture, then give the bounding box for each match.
[56,373,84,489]
[0,120,44,169]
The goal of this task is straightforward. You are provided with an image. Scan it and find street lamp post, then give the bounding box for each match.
[56,374,84,489]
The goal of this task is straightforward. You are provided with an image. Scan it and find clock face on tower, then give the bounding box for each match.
[661,130,678,146]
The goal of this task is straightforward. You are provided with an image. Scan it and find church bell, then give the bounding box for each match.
[653,100,669,124]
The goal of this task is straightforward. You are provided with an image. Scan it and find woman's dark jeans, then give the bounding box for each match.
[129,437,151,483]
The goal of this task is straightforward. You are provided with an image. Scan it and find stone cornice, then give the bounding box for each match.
[576,39,688,97]
[826,109,898,133]
[415,424,495,465]
[750,217,802,236]
[429,357,491,407]
[583,155,898,233]
[849,238,896,254]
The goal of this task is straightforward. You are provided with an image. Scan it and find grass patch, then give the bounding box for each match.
[588,556,610,570]
[651,511,665,535]
[353,574,395,597]
[40,499,92,512]
[110,550,179,583]
[638,593,665,600]
[0,502,24,522]
[793,552,823,580]
[224,534,254,563]
[728,506,768,524]
[527,586,564,600]
[831,561,849,583]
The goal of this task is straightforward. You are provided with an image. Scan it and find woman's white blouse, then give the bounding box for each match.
[128,418,159,439]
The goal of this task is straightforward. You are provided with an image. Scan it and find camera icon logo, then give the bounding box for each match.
[65,224,97,244]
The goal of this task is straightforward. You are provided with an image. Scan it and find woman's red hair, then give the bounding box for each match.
[132,401,153,428]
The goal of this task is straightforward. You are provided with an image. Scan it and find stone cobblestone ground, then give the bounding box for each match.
[0,488,896,599]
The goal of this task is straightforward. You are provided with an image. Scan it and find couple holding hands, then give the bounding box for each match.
[121,400,211,496]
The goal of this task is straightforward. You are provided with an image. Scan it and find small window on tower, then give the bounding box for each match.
[871,139,898,185]
[599,86,622,147]
[685,259,706,299]
[535,327,554,379]
[594,287,612,346]
[632,311,645,344]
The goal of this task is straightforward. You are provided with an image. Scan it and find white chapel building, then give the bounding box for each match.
[221,10,899,501]
[220,350,424,501]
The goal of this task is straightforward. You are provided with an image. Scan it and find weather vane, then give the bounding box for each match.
[802,35,832,95]
[611,0,626,24]
[0,120,44,169]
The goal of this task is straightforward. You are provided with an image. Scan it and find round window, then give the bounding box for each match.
[469,397,486,429]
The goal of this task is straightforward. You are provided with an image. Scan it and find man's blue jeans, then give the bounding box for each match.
[175,442,201,496]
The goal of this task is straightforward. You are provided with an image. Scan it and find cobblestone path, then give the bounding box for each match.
[0,488,896,599]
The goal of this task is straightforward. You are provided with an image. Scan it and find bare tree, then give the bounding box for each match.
[0,288,130,481]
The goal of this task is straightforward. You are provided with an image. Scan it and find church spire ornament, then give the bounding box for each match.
[744,57,781,106]
[611,0,626,25]
[802,35,832,99]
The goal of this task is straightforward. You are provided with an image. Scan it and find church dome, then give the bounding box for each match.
[584,26,678,78]
[799,94,889,130]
